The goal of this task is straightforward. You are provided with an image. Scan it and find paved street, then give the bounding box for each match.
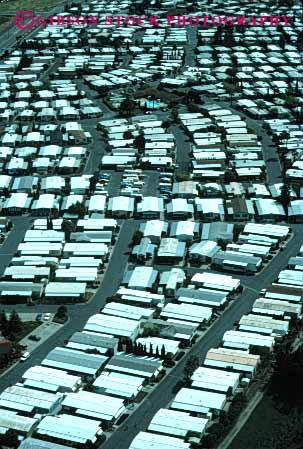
[143,171,160,196]
[171,124,191,173]
[0,217,33,276]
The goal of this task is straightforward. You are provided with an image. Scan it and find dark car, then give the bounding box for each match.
[28,335,41,341]
[35,314,42,321]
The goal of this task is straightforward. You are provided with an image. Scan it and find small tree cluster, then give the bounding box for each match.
[0,310,22,339]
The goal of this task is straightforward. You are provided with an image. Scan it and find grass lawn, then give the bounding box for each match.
[15,321,40,342]
[0,0,64,13]
[229,394,284,449]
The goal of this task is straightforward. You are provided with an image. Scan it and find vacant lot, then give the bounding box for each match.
[229,393,303,449]
[0,0,64,13]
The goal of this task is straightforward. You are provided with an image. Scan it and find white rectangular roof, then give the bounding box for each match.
[191,272,240,291]
[37,414,102,444]
[62,391,125,421]
[130,431,190,449]
[148,408,208,438]
[171,388,226,413]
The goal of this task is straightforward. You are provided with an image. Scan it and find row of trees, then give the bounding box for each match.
[118,339,171,360]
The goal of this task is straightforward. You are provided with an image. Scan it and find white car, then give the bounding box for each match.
[20,351,30,362]
[43,313,52,321]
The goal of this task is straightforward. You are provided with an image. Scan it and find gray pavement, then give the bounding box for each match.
[0,216,33,276]
[171,124,191,174]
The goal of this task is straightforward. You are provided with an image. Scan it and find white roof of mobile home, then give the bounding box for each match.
[93,371,144,399]
[45,282,86,297]
[77,218,117,230]
[148,408,208,438]
[3,266,50,280]
[161,303,212,325]
[102,302,154,321]
[0,385,62,414]
[129,431,190,449]
[63,243,108,257]
[84,313,140,339]
[17,242,63,256]
[191,366,240,393]
[223,330,275,350]
[24,230,64,242]
[171,388,226,414]
[191,272,240,291]
[0,409,38,433]
[243,223,289,238]
[62,390,125,421]
[22,366,81,392]
[37,414,102,445]
[87,195,107,212]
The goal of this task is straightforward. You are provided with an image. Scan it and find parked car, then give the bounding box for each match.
[20,351,30,362]
[28,335,41,341]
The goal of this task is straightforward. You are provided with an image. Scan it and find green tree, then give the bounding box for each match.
[184,355,199,380]
[89,174,98,193]
[279,130,290,147]
[125,340,133,354]
[278,183,291,218]
[218,238,228,250]
[133,135,146,152]
[119,97,136,117]
[170,108,178,123]
[0,311,8,336]
[56,306,68,319]
[47,215,53,230]
[68,201,86,217]
[117,339,123,352]
[132,230,143,245]
[8,310,22,335]
[224,82,240,105]
[123,130,133,140]
[0,428,19,448]
[61,219,75,242]
[202,432,217,448]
